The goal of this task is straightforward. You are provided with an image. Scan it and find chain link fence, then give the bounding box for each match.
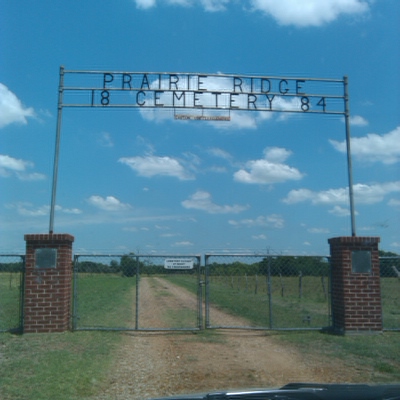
[73,254,201,331]
[72,253,399,332]
[0,255,25,333]
[205,254,330,330]
[380,256,400,331]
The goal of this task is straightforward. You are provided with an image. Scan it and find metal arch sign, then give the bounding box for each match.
[60,69,346,115]
[49,67,356,236]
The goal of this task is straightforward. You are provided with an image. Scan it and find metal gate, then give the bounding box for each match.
[72,253,399,332]
[72,254,202,331]
[205,254,331,330]
[0,255,25,333]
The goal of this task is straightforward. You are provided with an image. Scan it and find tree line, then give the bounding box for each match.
[2,251,398,277]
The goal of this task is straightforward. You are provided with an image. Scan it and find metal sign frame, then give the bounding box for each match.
[49,67,356,236]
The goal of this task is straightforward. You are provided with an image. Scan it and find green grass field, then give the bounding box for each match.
[74,273,136,329]
[0,272,23,332]
[170,274,330,329]
[171,274,400,331]
[0,272,399,399]
[0,331,120,400]
[0,272,136,399]
[381,278,400,329]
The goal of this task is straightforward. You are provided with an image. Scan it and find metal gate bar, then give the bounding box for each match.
[73,254,202,331]
[205,254,331,331]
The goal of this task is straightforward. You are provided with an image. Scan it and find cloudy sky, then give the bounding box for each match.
[1,0,399,254]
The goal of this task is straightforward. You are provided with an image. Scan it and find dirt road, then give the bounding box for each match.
[96,277,360,400]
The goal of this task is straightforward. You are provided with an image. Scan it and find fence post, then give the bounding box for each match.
[23,234,74,333]
[72,255,79,331]
[328,236,382,335]
[267,255,273,329]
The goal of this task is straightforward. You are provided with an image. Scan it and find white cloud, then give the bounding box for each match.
[17,172,46,181]
[0,154,32,172]
[97,132,114,147]
[87,195,131,211]
[229,214,284,229]
[262,147,292,163]
[307,227,330,234]
[161,233,179,238]
[123,227,139,232]
[172,241,194,247]
[0,154,45,181]
[225,111,258,129]
[135,0,156,9]
[7,203,82,216]
[182,190,249,214]
[119,155,194,180]
[252,234,267,240]
[201,0,229,12]
[14,203,49,217]
[0,83,35,129]
[139,107,175,123]
[134,0,229,12]
[56,205,82,214]
[249,0,370,27]
[349,115,368,126]
[234,147,303,184]
[388,198,400,208]
[135,74,296,130]
[328,205,351,217]
[134,73,304,129]
[155,224,170,230]
[133,0,370,25]
[283,181,400,205]
[330,126,400,164]
[208,147,232,161]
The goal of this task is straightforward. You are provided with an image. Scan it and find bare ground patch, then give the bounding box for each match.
[94,277,367,400]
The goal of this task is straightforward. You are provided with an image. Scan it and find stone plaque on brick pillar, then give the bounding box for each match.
[328,236,382,335]
[24,234,74,333]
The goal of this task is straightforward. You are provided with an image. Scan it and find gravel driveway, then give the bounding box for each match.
[94,277,360,400]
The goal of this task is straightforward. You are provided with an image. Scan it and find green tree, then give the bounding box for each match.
[120,254,137,277]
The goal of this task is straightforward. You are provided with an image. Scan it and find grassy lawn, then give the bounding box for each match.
[170,274,330,329]
[0,331,120,400]
[1,272,135,400]
[277,330,400,383]
[74,274,136,329]
[381,278,400,329]
[0,272,23,332]
[0,272,399,399]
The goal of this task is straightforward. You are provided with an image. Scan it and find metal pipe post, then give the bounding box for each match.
[135,256,140,330]
[344,76,357,237]
[267,255,273,329]
[49,66,65,234]
[72,255,79,330]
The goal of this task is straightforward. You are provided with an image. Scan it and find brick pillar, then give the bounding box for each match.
[24,234,74,333]
[328,236,382,335]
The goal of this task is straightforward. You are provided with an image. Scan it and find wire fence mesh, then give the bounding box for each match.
[380,256,400,331]
[205,254,331,330]
[0,255,25,333]
[0,251,397,333]
[73,254,201,331]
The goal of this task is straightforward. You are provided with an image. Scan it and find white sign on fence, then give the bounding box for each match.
[164,258,194,270]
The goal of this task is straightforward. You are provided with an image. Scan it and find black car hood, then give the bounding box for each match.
[149,383,400,400]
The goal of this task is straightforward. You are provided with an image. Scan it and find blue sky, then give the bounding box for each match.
[1,0,399,255]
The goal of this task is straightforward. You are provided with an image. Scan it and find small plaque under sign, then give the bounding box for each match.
[35,248,57,269]
[174,114,230,121]
[351,250,371,274]
[164,258,194,270]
